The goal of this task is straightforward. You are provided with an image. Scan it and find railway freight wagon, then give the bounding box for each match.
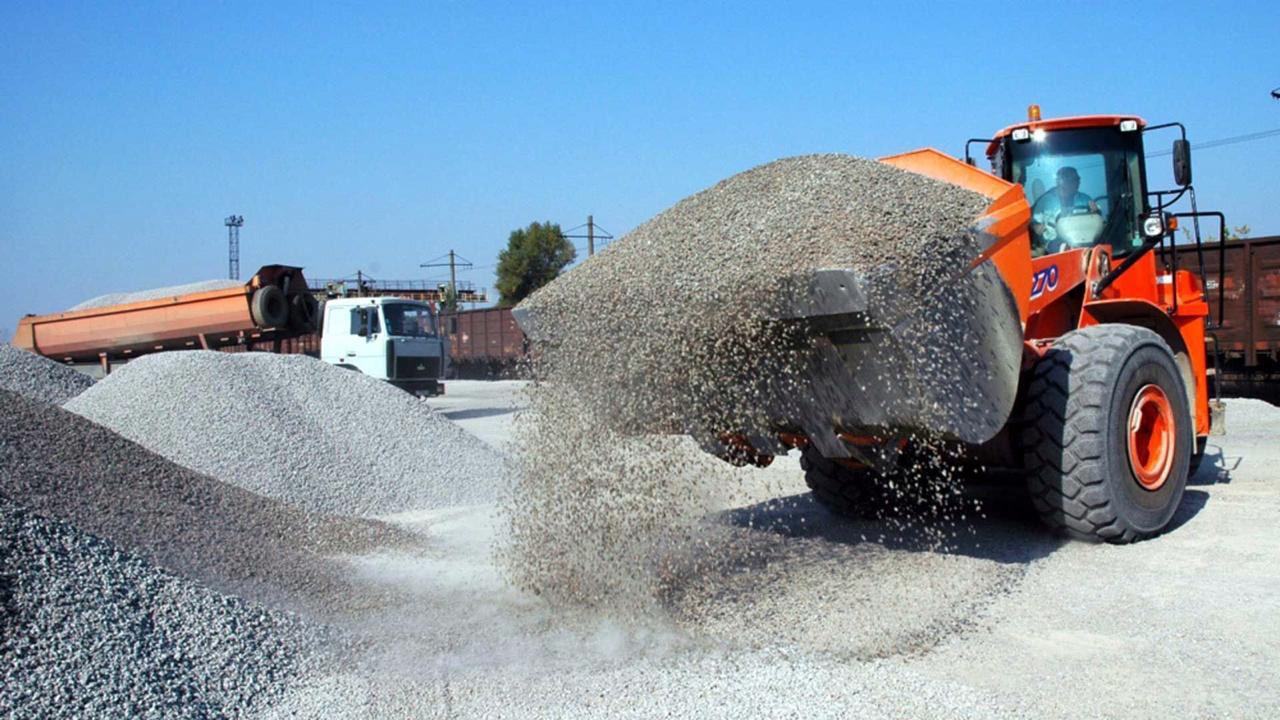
[1161,235,1280,403]
[441,306,527,379]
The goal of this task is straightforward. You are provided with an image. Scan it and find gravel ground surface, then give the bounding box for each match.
[0,343,94,404]
[0,389,418,613]
[68,278,243,310]
[253,382,1280,719]
[64,351,509,517]
[0,495,327,720]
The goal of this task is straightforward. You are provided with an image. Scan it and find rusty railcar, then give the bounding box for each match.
[441,306,527,379]
[1161,235,1280,403]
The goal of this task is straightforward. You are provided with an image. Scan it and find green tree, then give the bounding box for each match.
[1180,223,1251,243]
[438,283,459,313]
[495,221,576,306]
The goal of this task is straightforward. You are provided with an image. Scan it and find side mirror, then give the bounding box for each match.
[1173,139,1192,186]
[357,309,370,337]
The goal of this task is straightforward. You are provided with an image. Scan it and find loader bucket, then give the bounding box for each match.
[747,149,1033,459]
[514,149,1032,461]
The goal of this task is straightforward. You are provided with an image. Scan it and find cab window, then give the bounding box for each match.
[1007,126,1146,257]
[349,307,380,335]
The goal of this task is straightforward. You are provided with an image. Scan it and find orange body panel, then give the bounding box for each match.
[879,148,1033,323]
[14,287,256,361]
[11,265,310,364]
[1022,246,1210,436]
[986,115,1146,157]
[885,140,1210,440]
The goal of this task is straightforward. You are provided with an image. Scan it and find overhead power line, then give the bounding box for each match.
[562,215,614,256]
[1148,127,1280,156]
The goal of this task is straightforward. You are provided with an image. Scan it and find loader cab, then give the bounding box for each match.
[988,117,1149,258]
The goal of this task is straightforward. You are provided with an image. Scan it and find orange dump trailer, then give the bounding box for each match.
[11,265,319,371]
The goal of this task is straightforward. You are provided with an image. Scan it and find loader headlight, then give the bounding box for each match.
[1143,212,1176,239]
[1143,216,1164,237]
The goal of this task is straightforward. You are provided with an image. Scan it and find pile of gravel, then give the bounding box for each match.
[0,495,326,719]
[64,351,509,517]
[69,278,243,311]
[501,154,995,609]
[0,343,93,404]
[0,389,417,613]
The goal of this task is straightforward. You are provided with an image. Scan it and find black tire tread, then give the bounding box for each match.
[800,448,883,519]
[1021,324,1184,543]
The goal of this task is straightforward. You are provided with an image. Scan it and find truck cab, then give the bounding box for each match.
[320,297,448,396]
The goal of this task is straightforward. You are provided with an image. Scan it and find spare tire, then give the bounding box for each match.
[289,293,320,332]
[250,285,289,328]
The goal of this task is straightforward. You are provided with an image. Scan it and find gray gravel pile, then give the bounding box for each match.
[64,351,508,517]
[69,278,243,311]
[0,343,94,404]
[501,155,992,610]
[0,388,417,612]
[0,494,327,719]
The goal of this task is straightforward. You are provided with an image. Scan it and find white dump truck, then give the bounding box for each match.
[320,297,449,396]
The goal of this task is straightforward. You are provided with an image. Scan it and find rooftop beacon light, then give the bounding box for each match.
[1028,104,1042,122]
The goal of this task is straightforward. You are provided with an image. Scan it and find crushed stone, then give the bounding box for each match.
[64,351,509,518]
[0,343,94,404]
[68,278,244,311]
[501,154,993,611]
[0,388,418,614]
[0,494,328,720]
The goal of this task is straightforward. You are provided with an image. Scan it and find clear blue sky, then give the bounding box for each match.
[3,1,1278,334]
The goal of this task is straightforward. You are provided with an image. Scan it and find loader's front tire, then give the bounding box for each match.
[800,447,885,519]
[1021,325,1192,543]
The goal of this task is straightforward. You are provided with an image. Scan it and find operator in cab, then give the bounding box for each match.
[1031,166,1100,254]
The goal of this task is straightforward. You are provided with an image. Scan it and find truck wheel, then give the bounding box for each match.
[1021,325,1192,543]
[800,446,886,519]
[289,293,320,331]
[250,286,289,328]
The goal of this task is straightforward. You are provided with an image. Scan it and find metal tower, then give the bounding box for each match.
[224,215,244,280]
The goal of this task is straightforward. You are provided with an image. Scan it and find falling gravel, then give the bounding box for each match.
[501,154,1000,612]
[0,343,93,404]
[64,351,508,517]
[69,278,243,311]
[0,389,417,613]
[0,495,327,720]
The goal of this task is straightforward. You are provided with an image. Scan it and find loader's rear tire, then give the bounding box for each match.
[250,286,289,328]
[800,446,885,519]
[1021,325,1192,543]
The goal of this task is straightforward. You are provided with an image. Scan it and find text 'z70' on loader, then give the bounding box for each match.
[737,107,1226,543]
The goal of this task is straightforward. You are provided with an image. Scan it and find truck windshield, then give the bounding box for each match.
[382,303,437,338]
[1007,127,1146,257]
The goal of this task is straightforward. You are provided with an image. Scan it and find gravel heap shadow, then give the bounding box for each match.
[0,495,327,720]
[64,351,508,517]
[0,343,94,404]
[500,154,990,610]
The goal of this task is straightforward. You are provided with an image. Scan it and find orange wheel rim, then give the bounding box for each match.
[1127,384,1176,491]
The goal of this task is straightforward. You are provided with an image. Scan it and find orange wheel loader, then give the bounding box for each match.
[789,107,1227,543]
[514,107,1226,543]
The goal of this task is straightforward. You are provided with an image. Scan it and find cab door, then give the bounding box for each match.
[344,305,386,377]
